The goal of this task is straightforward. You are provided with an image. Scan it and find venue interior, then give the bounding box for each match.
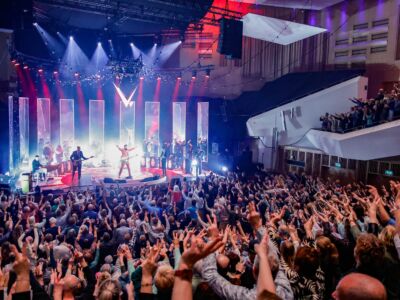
[0,0,399,300]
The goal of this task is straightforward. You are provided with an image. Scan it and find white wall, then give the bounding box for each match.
[247,75,368,167]
[306,120,400,160]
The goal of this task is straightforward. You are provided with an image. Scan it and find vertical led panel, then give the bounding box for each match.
[173,102,186,143]
[37,98,51,153]
[19,97,29,165]
[8,96,15,171]
[59,99,75,160]
[197,102,209,161]
[119,102,135,146]
[144,102,160,156]
[89,100,105,160]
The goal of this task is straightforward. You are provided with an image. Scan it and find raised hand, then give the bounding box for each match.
[254,232,269,258]
[366,185,380,200]
[206,214,219,239]
[247,202,261,230]
[180,233,223,269]
[142,242,161,276]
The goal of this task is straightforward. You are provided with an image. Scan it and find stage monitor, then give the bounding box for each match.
[37,98,51,154]
[59,99,75,160]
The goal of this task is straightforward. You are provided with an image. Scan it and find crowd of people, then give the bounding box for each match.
[320,84,400,133]
[0,168,399,300]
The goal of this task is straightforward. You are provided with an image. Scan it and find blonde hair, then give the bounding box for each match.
[379,225,398,260]
[98,279,121,300]
[316,235,339,266]
[378,225,395,247]
[154,265,174,291]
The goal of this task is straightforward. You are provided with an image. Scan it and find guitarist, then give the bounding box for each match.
[116,144,135,178]
[70,146,89,182]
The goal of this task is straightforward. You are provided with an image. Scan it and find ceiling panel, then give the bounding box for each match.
[242,13,327,45]
[230,0,344,10]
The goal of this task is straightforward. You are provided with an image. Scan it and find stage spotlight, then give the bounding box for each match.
[108,39,112,43]
[221,166,228,172]
[157,76,161,80]
[177,76,181,80]
[69,36,74,41]
[205,69,211,78]
[130,42,134,47]
[98,42,102,46]
[23,65,28,70]
[15,63,20,67]
[179,32,185,43]
[56,31,60,34]
[191,159,198,167]
[53,71,58,75]
[74,72,79,77]
[33,22,38,26]
[38,69,43,73]
[140,76,144,80]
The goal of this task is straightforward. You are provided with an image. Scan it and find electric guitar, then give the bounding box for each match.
[121,153,139,164]
[71,156,94,167]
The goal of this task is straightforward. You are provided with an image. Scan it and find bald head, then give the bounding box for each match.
[216,254,230,269]
[333,273,386,300]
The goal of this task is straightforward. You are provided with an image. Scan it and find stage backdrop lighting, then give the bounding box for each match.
[120,100,136,147]
[89,100,105,163]
[197,102,209,162]
[145,102,160,156]
[37,98,51,154]
[59,99,75,160]
[19,97,30,166]
[173,102,186,143]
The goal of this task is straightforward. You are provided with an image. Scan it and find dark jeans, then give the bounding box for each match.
[161,158,167,176]
[72,163,82,180]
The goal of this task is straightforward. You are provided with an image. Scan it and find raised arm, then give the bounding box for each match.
[255,234,276,295]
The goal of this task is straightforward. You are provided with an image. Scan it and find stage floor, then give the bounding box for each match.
[34,166,194,191]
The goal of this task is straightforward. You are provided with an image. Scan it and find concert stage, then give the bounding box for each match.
[33,166,194,192]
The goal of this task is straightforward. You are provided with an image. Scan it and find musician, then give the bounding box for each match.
[184,140,193,174]
[116,144,135,178]
[55,145,64,164]
[32,155,45,181]
[160,144,167,177]
[70,146,88,182]
[143,139,151,158]
[43,143,54,164]
[195,149,204,176]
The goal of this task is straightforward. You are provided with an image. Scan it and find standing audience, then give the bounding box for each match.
[0,168,399,300]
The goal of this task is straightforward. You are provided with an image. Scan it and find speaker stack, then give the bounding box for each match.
[217,18,243,59]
